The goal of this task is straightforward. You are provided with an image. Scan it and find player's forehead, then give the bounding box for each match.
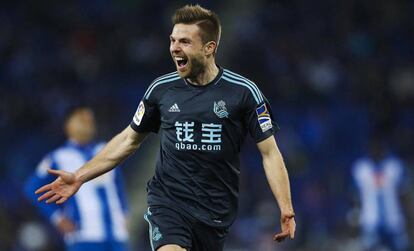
[170,23,201,41]
[69,109,94,121]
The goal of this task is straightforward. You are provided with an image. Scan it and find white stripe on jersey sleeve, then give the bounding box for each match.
[222,74,262,104]
[144,72,179,99]
[223,70,264,103]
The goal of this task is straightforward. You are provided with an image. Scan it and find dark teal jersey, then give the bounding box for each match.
[130,67,278,228]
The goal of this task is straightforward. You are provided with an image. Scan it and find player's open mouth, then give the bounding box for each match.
[175,57,188,71]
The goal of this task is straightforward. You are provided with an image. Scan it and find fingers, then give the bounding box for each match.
[274,217,296,242]
[289,219,296,239]
[48,169,75,183]
[273,230,289,242]
[35,170,63,196]
[56,197,68,204]
[289,228,295,239]
[46,194,62,204]
[37,190,55,201]
[35,184,52,195]
[39,192,68,205]
[47,169,64,177]
[35,170,77,205]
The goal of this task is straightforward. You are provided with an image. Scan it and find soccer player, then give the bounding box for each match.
[25,107,129,251]
[352,139,409,251]
[35,5,296,251]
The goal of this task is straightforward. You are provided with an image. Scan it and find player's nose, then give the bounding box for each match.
[170,41,181,53]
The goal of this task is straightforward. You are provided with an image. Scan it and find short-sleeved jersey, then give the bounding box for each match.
[130,67,278,228]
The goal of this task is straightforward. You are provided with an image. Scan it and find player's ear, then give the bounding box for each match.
[204,41,217,56]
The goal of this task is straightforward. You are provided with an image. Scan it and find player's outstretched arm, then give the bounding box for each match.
[257,135,296,242]
[36,126,148,204]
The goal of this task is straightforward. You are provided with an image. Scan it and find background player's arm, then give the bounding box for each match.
[257,135,295,241]
[36,126,148,204]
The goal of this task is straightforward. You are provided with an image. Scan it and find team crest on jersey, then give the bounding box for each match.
[256,103,272,132]
[152,227,163,241]
[133,101,145,126]
[214,100,229,118]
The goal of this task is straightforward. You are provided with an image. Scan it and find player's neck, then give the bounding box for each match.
[187,63,219,86]
[68,137,91,146]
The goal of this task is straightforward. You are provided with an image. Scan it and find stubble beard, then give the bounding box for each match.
[185,56,205,82]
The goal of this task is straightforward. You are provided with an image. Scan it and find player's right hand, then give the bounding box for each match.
[35,169,82,204]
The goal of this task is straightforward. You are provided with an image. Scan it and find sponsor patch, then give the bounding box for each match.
[133,101,145,126]
[256,103,272,132]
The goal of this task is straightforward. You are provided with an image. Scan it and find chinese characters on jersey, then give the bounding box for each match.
[174,121,222,151]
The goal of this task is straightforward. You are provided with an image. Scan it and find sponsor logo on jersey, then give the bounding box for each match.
[168,103,180,112]
[256,103,272,132]
[174,121,222,151]
[214,100,229,118]
[133,101,145,126]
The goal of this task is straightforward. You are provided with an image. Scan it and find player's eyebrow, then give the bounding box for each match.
[170,35,192,43]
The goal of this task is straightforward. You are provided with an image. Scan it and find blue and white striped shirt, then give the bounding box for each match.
[352,156,406,232]
[25,141,129,244]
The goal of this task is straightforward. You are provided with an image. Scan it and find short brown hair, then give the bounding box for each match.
[172,4,221,46]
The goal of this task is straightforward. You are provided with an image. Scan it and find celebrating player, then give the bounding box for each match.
[35,5,295,251]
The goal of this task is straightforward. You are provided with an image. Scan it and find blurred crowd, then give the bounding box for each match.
[1,0,414,250]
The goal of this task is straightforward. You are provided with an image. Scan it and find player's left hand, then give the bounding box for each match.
[274,213,295,242]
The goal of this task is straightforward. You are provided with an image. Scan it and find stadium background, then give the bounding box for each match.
[1,0,414,250]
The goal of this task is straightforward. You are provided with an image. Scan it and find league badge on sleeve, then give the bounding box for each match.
[256,103,272,132]
[133,101,145,126]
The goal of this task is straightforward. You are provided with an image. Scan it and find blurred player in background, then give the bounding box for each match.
[35,5,295,251]
[352,138,409,251]
[25,107,130,251]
